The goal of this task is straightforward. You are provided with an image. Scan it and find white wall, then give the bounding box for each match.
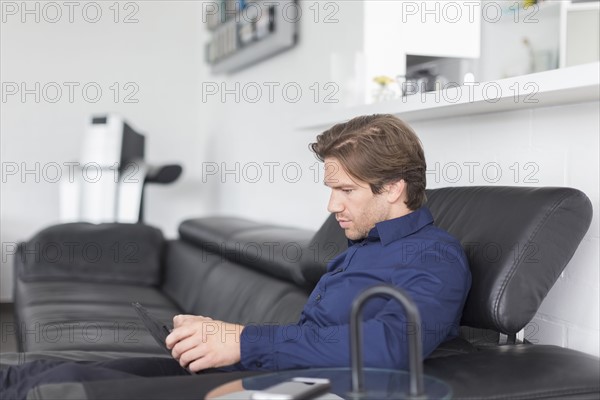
[1,1,598,357]
[200,1,365,228]
[0,1,210,300]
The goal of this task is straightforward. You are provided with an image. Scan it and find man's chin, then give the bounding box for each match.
[344,230,366,241]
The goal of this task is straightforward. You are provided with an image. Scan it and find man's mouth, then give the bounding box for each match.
[337,219,351,228]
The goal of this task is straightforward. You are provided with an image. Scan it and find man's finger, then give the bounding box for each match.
[173,314,209,328]
[171,335,201,359]
[187,353,213,373]
[179,347,206,369]
[165,326,194,349]
[172,314,195,327]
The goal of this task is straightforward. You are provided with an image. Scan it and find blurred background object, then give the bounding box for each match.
[59,115,182,224]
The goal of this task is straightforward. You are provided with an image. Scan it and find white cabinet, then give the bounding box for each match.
[561,1,600,67]
[477,0,600,82]
[362,1,481,103]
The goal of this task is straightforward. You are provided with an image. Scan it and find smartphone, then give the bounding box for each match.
[250,377,331,400]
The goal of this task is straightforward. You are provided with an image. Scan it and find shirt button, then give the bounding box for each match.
[255,361,262,368]
[316,294,322,301]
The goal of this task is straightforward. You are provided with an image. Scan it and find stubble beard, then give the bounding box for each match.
[344,201,389,241]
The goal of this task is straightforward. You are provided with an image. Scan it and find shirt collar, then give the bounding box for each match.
[348,206,434,246]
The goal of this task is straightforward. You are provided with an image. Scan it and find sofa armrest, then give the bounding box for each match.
[178,217,316,286]
[178,215,348,288]
[15,223,165,286]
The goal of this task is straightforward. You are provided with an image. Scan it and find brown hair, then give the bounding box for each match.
[309,114,426,210]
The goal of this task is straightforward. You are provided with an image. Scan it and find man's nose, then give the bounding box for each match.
[327,191,343,214]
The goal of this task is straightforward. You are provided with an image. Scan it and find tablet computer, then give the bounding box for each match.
[131,302,172,354]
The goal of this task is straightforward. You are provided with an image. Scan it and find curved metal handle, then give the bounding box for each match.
[350,285,425,398]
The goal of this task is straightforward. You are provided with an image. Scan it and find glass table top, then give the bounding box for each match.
[207,367,452,400]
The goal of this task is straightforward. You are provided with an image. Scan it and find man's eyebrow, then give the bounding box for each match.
[324,181,355,188]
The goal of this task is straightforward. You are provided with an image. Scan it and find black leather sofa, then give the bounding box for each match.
[3,186,599,399]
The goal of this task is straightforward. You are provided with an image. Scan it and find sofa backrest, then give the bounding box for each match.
[424,186,592,335]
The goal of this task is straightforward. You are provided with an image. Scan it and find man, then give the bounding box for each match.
[166,114,471,372]
[1,114,470,398]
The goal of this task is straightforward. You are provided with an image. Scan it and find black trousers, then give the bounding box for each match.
[0,357,190,400]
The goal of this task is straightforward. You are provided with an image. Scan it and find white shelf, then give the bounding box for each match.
[298,62,600,130]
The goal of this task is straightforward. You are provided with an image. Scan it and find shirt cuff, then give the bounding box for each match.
[239,324,279,370]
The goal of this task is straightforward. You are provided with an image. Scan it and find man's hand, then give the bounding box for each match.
[165,314,244,373]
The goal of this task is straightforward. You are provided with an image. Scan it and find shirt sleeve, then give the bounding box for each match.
[239,263,470,371]
[239,318,402,371]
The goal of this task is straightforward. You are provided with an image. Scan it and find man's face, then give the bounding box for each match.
[324,157,390,240]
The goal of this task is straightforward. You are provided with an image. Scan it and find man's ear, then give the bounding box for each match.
[385,179,407,203]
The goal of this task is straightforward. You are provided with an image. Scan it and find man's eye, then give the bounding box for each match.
[342,189,353,194]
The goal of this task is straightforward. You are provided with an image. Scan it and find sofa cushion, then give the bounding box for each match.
[15,299,178,353]
[15,223,165,286]
[424,344,600,399]
[161,240,308,326]
[0,350,170,369]
[14,279,181,353]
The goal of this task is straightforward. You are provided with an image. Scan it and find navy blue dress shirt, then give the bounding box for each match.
[239,207,471,371]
